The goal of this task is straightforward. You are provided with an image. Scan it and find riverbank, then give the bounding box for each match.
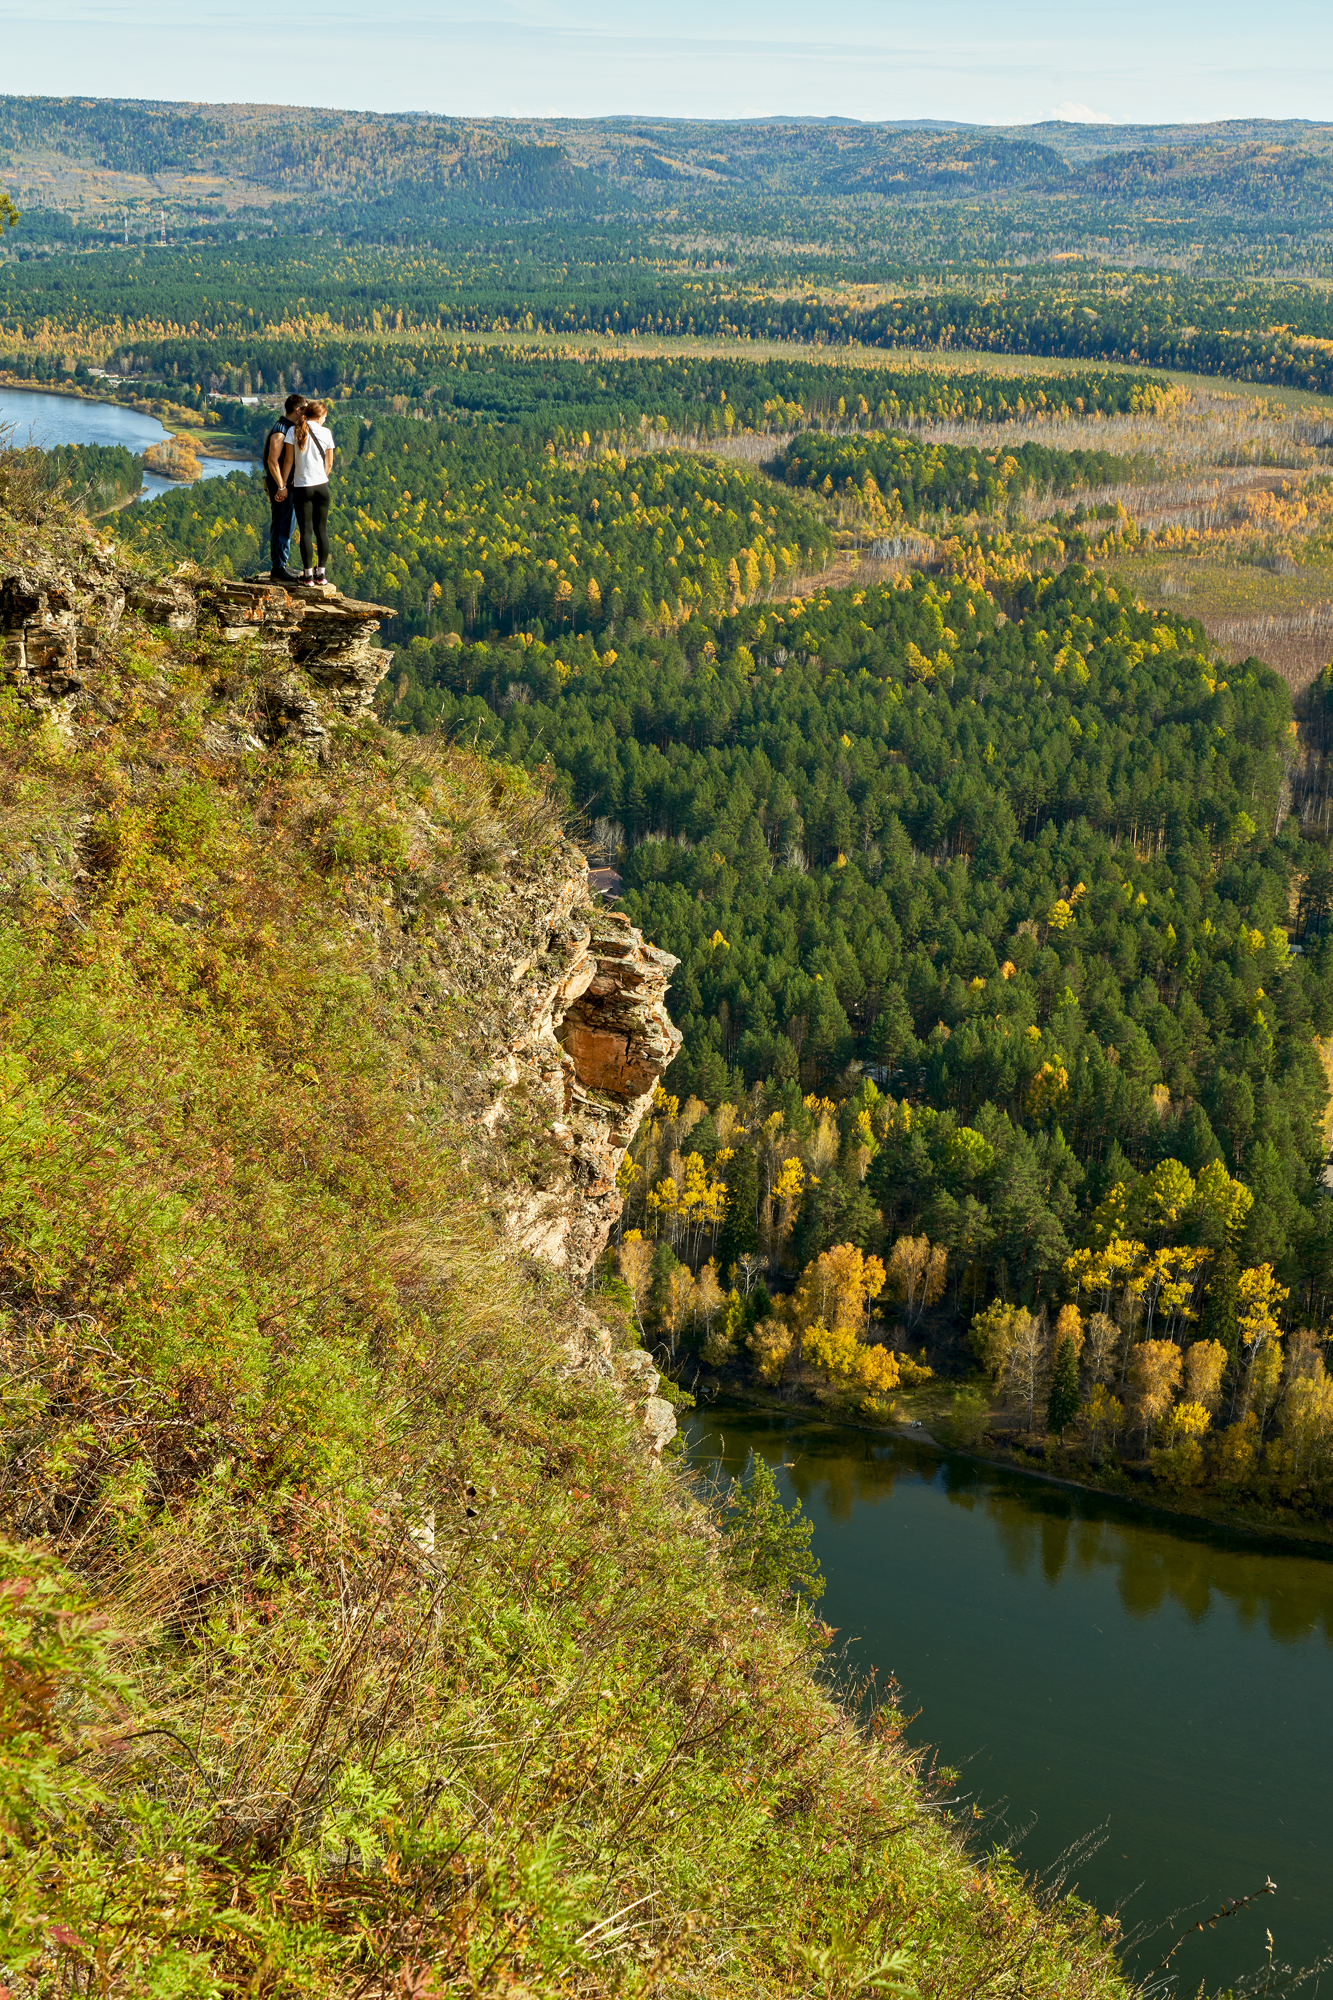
[0,372,252,459]
[696,1374,1333,1556]
[688,1403,1333,1991]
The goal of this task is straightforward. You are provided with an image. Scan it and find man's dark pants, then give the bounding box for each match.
[269,490,296,575]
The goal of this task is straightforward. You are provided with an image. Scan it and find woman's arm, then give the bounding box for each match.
[323,441,335,476]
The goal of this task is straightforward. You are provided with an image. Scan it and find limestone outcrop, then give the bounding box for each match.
[0,527,128,717]
[498,897,682,1278]
[1,530,393,743]
[1,525,680,1446]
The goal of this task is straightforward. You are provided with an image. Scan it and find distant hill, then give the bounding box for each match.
[3,94,1333,244]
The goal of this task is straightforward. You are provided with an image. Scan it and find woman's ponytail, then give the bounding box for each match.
[293,402,310,452]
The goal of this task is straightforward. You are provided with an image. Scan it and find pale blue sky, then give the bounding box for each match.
[1,0,1330,126]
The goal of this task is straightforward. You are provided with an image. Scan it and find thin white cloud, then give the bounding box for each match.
[1052,100,1097,121]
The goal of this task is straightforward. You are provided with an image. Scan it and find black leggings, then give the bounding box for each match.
[293,484,330,569]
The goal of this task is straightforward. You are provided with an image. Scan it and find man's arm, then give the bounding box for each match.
[265,429,284,487]
[280,442,294,489]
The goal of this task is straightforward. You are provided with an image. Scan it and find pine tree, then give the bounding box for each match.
[1046,1334,1081,1441]
[716,1144,758,1275]
[722,1453,824,1607]
[1201,1244,1241,1361]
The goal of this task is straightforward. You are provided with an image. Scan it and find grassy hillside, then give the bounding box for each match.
[0,498,1132,1997]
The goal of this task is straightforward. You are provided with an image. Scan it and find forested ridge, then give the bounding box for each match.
[11,123,1333,1523]
[430,563,1333,1295]
[11,225,1333,395]
[6,97,1333,263]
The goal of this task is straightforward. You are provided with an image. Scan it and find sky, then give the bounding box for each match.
[1,0,1331,127]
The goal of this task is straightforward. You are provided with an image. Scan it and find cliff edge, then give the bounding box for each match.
[0,507,1130,2000]
[2,525,679,1282]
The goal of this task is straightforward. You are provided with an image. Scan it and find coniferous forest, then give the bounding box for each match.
[14,90,1333,2000]
[8,96,1333,1515]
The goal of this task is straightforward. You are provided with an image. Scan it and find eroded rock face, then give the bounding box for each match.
[1,541,393,744]
[473,873,682,1282]
[0,533,127,721]
[201,579,395,744]
[421,841,684,1453]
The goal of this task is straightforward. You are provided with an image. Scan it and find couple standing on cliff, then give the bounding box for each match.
[264,393,336,587]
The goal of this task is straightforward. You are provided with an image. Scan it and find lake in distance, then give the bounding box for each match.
[688,1407,1333,1995]
[0,384,256,499]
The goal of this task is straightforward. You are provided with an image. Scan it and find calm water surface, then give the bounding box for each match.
[0,385,255,498]
[688,1408,1333,1994]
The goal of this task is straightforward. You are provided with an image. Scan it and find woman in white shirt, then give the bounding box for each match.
[281,399,336,585]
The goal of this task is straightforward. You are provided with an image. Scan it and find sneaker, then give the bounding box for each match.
[301,569,315,586]
[314,567,328,585]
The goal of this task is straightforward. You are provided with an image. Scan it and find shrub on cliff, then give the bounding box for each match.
[0,517,1132,1998]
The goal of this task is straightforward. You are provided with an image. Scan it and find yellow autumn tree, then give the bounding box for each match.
[885,1234,947,1323]
[794,1246,899,1394]
[762,1148,805,1264]
[1216,1411,1260,1486]
[1084,1382,1124,1459]
[1064,1237,1148,1319]
[692,1259,727,1341]
[803,1318,863,1380]
[660,1265,697,1365]
[616,1231,654,1331]
[1183,1338,1228,1415]
[804,1319,907,1397]
[1129,1339,1183,1451]
[792,1244,887,1340]
[1053,1302,1084,1357]
[1163,1400,1211,1440]
[970,1301,1026,1384]
[856,1344,904,1396]
[1191,1159,1254,1238]
[748,1317,793,1385]
[1083,1310,1120,1385]
[1237,1263,1289,1420]
[1281,1370,1333,1486]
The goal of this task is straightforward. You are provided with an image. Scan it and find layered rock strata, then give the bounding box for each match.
[1,536,393,743]
[2,531,681,1445]
[498,898,682,1278]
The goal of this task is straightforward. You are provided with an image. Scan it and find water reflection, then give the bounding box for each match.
[691,1412,1333,1649]
[689,1407,1333,1987]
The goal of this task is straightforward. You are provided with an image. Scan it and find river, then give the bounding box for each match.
[687,1407,1333,1995]
[0,384,256,500]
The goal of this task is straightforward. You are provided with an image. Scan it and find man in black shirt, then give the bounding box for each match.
[264,393,304,580]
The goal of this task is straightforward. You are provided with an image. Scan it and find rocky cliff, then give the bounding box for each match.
[1,524,394,747]
[1,522,682,1430]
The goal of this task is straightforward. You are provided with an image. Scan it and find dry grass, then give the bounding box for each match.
[0,518,1135,2000]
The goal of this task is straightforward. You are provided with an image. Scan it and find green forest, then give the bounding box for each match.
[437,565,1332,1298]
[13,92,1333,2000]
[9,95,1333,1516]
